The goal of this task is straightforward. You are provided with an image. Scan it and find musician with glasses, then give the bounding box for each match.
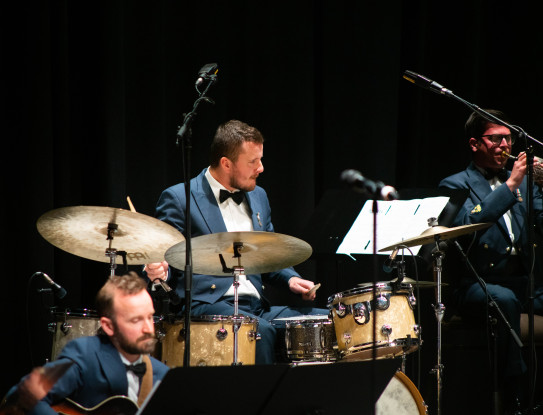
[439,109,543,413]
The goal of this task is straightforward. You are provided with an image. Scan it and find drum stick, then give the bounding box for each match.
[127,196,136,212]
[307,283,321,295]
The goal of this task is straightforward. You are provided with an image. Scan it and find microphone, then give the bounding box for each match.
[403,70,453,97]
[195,63,218,87]
[382,248,400,273]
[156,280,182,306]
[341,169,399,201]
[38,272,67,299]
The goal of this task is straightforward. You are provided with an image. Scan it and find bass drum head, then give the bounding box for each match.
[376,371,427,414]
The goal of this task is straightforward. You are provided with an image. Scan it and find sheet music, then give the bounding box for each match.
[336,196,450,256]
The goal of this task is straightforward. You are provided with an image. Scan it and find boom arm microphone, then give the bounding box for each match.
[36,272,67,299]
[195,63,218,87]
[403,70,453,97]
[341,169,399,201]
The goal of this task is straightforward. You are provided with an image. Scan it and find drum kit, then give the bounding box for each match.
[36,204,491,414]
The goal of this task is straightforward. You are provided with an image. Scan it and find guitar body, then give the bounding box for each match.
[52,396,138,415]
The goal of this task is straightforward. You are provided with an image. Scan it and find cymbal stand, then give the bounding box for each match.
[219,242,245,366]
[430,235,446,415]
[105,223,127,277]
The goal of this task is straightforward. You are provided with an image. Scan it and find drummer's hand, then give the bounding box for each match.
[144,261,169,282]
[289,277,317,301]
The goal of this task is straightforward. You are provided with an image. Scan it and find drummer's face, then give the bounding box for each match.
[227,141,264,192]
[107,289,157,359]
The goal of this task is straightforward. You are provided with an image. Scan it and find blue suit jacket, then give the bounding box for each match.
[12,336,168,415]
[156,168,298,304]
[439,162,543,280]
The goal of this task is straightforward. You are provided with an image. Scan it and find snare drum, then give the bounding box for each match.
[376,371,428,414]
[49,309,101,360]
[272,315,337,362]
[156,315,258,367]
[328,282,420,361]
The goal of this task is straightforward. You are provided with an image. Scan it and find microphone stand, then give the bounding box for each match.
[405,73,543,410]
[176,71,217,367]
[453,240,523,415]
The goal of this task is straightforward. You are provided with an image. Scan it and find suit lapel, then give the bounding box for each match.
[191,170,228,234]
[98,339,129,396]
[465,163,510,238]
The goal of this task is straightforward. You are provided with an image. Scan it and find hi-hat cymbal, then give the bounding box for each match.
[165,231,313,276]
[378,222,492,252]
[37,206,185,265]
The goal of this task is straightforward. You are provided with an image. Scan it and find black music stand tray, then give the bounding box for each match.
[137,360,400,415]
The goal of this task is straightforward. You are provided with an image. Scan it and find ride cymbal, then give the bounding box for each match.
[378,222,492,252]
[165,231,313,276]
[37,206,184,265]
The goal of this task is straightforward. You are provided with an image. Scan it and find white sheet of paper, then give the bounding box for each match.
[336,196,450,256]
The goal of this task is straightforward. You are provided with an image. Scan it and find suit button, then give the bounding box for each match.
[506,247,511,253]
[484,244,489,249]
[211,284,216,290]
[262,285,265,290]
[489,263,494,268]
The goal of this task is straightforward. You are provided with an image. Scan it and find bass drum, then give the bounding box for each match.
[155,315,259,367]
[49,309,101,360]
[376,371,428,414]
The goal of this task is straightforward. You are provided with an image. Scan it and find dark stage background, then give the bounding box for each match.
[2,1,543,413]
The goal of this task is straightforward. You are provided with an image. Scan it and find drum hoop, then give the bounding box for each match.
[393,371,427,414]
[187,315,257,324]
[54,308,98,318]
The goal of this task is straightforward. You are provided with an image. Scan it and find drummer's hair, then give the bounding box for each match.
[95,271,147,319]
[465,109,511,141]
[210,120,264,167]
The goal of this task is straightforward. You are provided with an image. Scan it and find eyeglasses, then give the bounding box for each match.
[480,134,515,146]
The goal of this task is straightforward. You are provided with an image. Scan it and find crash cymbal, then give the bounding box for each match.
[378,222,492,252]
[165,231,312,276]
[37,206,184,265]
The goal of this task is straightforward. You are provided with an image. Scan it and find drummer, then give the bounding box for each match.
[144,119,328,364]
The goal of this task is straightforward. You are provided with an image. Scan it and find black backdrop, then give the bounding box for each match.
[3,0,543,406]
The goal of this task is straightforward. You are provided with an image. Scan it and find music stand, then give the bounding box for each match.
[137,360,400,415]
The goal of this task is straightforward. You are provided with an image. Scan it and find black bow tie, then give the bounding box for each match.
[219,189,245,204]
[125,362,146,378]
[483,168,508,182]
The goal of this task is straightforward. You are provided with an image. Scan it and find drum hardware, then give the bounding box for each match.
[164,231,313,366]
[380,218,491,415]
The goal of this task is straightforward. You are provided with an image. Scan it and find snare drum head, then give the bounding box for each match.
[327,282,412,306]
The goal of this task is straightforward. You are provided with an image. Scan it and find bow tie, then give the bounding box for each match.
[219,189,245,205]
[125,362,146,378]
[483,168,508,182]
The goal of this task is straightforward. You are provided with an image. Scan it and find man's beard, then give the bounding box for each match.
[113,324,157,355]
[230,175,257,192]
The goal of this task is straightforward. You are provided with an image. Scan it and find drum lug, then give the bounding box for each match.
[381,324,392,339]
[414,324,421,336]
[155,327,166,342]
[216,327,228,341]
[47,322,56,333]
[342,332,352,345]
[409,293,417,308]
[353,302,370,325]
[61,322,72,335]
[247,330,258,342]
[334,302,347,318]
[375,294,390,311]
